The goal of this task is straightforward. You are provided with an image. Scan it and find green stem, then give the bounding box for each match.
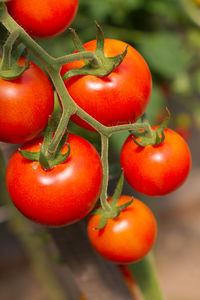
[100,134,112,212]
[0,2,161,225]
[46,72,77,156]
[56,51,99,66]
[0,29,19,70]
[76,105,151,136]
[129,254,165,300]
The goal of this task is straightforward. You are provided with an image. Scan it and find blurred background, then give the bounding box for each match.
[1,0,200,299]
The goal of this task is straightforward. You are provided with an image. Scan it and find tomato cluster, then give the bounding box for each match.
[1,0,192,266]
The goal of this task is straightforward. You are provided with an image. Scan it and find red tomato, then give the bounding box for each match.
[6,0,78,38]
[6,133,102,226]
[61,39,152,131]
[120,128,192,196]
[87,196,157,264]
[0,58,54,144]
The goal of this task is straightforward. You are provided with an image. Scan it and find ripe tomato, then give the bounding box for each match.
[87,196,157,264]
[120,128,192,196]
[6,133,102,226]
[0,58,54,144]
[61,39,152,131]
[6,0,79,38]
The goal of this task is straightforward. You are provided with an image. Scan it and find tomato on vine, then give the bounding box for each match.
[6,133,103,226]
[0,58,54,144]
[87,196,157,264]
[120,128,192,196]
[61,39,152,131]
[6,0,79,38]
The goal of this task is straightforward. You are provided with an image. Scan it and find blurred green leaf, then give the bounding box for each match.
[146,0,180,22]
[138,32,193,79]
[194,102,200,128]
[79,0,144,24]
[172,72,192,95]
[145,85,166,124]
[192,70,200,93]
[187,29,200,49]
[109,131,129,161]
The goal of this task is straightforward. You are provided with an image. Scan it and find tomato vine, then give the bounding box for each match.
[0,2,192,299]
[0,2,155,217]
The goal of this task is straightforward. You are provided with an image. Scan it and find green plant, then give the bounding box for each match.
[0,1,192,299]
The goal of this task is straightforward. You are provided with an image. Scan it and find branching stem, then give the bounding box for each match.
[1,2,152,211]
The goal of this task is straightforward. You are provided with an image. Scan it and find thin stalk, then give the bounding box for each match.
[46,72,77,156]
[129,254,165,300]
[56,51,99,66]
[0,29,19,70]
[76,105,151,136]
[100,134,112,212]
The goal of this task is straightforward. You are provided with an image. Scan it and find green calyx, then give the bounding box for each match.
[62,22,127,81]
[19,120,71,170]
[0,29,30,80]
[92,172,133,229]
[131,108,170,147]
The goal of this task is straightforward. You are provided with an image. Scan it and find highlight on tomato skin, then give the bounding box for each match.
[87,196,157,264]
[6,0,79,38]
[120,128,192,197]
[0,58,54,144]
[6,133,103,227]
[61,39,152,131]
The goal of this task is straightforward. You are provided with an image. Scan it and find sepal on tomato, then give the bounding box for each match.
[92,172,134,229]
[131,108,170,147]
[0,30,30,80]
[19,119,71,170]
[62,23,127,80]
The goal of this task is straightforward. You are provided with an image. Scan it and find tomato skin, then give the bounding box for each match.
[6,133,102,226]
[6,0,78,38]
[0,58,54,144]
[61,39,152,131]
[87,196,157,264]
[120,128,192,196]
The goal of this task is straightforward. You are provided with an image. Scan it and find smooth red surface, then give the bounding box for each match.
[120,128,192,196]
[7,0,78,38]
[87,196,157,264]
[61,39,152,131]
[0,58,54,144]
[6,134,102,226]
